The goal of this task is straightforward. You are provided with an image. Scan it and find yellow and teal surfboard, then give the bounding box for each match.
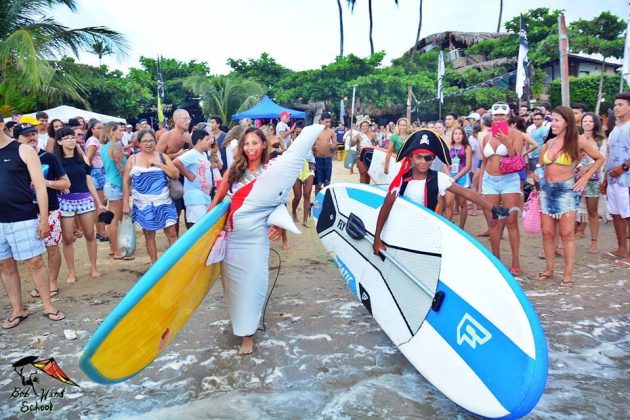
[79,199,230,384]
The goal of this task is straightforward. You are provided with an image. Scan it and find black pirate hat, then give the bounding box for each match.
[396,129,451,166]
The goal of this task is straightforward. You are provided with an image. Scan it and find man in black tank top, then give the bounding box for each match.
[0,123,65,329]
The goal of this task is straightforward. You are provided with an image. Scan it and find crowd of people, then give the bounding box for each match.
[0,95,628,356]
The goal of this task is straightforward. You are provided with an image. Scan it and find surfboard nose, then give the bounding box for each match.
[315,188,336,234]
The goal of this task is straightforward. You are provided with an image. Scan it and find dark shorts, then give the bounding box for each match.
[315,156,333,185]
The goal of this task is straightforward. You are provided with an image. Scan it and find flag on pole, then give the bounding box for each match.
[515,15,531,100]
[339,99,346,125]
[437,50,445,104]
[622,2,630,89]
[157,56,165,124]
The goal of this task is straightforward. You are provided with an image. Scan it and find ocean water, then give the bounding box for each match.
[0,256,627,419]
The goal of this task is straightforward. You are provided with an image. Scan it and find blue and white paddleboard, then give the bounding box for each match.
[313,183,548,419]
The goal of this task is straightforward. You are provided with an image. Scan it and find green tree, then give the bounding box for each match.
[90,38,113,66]
[0,0,128,111]
[183,75,264,125]
[347,0,398,55]
[226,53,291,97]
[570,12,625,113]
[549,73,622,114]
[336,0,344,57]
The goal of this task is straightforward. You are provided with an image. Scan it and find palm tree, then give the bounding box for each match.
[91,39,113,66]
[347,0,398,55]
[0,0,128,109]
[336,0,344,56]
[183,75,264,126]
[410,0,423,62]
[497,0,503,32]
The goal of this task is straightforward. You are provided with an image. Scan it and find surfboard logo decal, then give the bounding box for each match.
[359,283,372,315]
[334,255,358,296]
[456,313,492,349]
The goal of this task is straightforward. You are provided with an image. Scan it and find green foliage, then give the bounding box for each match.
[570,11,625,59]
[0,0,128,109]
[183,74,264,125]
[548,73,622,112]
[227,52,291,96]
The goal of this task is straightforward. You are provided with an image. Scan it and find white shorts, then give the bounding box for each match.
[185,205,208,224]
[0,219,46,261]
[606,182,630,218]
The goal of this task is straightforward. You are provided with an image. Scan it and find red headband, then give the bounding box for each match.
[410,149,435,156]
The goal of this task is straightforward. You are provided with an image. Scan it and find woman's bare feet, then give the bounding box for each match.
[91,270,101,279]
[66,273,77,284]
[239,336,254,355]
[588,239,598,254]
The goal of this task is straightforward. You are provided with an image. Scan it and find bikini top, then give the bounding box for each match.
[542,139,574,166]
[483,141,508,158]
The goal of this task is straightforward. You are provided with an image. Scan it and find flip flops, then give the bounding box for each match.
[602,251,625,260]
[532,272,554,281]
[612,260,630,267]
[42,310,65,322]
[559,281,574,288]
[30,288,59,298]
[510,267,523,276]
[2,313,28,329]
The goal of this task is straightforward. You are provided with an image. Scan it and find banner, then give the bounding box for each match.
[623,3,630,89]
[157,56,165,124]
[437,50,445,104]
[515,15,531,100]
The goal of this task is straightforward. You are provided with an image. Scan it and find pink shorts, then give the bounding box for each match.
[41,210,62,247]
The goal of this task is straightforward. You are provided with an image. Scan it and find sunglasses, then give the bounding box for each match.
[414,154,434,162]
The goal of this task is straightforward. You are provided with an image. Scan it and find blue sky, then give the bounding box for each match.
[52,0,627,74]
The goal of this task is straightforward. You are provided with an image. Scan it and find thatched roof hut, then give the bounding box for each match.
[408,31,508,55]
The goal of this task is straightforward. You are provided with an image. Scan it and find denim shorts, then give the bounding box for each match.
[91,166,106,190]
[540,178,579,218]
[455,174,470,188]
[482,172,521,195]
[0,218,46,261]
[315,156,333,185]
[104,181,123,201]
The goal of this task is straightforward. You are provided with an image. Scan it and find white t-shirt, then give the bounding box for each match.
[344,130,358,151]
[402,172,453,206]
[276,121,291,148]
[468,135,481,171]
[37,133,48,151]
[177,149,213,206]
[226,139,238,168]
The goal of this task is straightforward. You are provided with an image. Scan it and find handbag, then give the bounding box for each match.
[523,190,542,234]
[160,153,184,200]
[499,154,526,174]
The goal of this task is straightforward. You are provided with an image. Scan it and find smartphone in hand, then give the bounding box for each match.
[491,121,509,138]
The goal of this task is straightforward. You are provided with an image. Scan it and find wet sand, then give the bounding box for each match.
[0,159,628,418]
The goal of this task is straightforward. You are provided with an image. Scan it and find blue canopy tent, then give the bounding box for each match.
[231,96,306,121]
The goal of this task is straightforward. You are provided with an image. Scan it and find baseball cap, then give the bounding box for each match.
[279,111,290,118]
[139,118,148,124]
[491,103,510,115]
[67,118,81,127]
[18,115,41,126]
[466,112,481,121]
[126,124,132,128]
[13,123,37,138]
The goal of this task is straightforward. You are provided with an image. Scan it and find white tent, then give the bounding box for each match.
[25,105,126,124]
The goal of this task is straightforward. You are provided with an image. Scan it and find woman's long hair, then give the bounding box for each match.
[508,115,528,133]
[552,106,580,163]
[393,117,410,136]
[451,127,470,148]
[54,127,83,163]
[228,127,268,184]
[47,118,63,138]
[100,121,119,145]
[86,119,102,141]
[581,112,606,147]
[221,126,245,150]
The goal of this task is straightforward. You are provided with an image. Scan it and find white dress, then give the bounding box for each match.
[220,125,324,336]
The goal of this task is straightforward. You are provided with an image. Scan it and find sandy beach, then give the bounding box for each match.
[0,159,628,419]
